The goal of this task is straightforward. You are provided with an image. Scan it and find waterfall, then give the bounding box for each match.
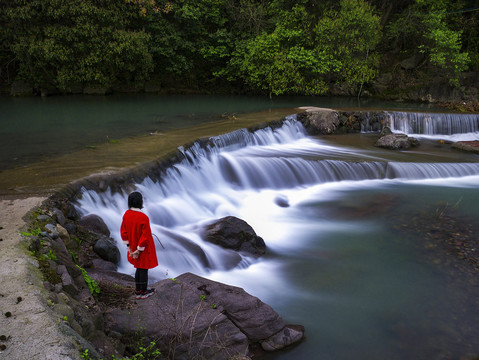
[387,111,479,140]
[76,115,479,282]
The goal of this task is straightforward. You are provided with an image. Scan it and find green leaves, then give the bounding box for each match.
[235,0,381,96]
[3,0,475,94]
[314,0,381,92]
[76,265,100,296]
[386,0,470,86]
[419,3,469,85]
[6,0,153,90]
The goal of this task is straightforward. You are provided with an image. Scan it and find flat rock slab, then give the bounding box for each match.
[104,272,303,359]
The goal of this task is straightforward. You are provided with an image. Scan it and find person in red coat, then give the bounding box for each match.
[121,191,159,299]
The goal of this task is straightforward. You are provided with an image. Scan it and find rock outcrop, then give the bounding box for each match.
[202,216,266,257]
[103,272,304,359]
[297,108,340,134]
[297,107,388,134]
[299,109,420,150]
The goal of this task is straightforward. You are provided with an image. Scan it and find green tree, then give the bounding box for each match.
[143,0,234,89]
[314,0,382,95]
[387,0,470,86]
[5,0,153,91]
[234,0,382,97]
[233,3,331,97]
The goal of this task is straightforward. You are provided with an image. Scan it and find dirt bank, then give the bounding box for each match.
[0,197,80,359]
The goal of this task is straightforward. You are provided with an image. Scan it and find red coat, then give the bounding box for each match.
[120,209,158,269]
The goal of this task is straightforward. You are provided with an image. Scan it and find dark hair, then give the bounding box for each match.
[128,191,143,209]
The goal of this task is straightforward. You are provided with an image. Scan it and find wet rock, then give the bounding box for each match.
[78,214,110,237]
[375,133,419,150]
[93,237,121,265]
[451,140,479,154]
[379,126,393,137]
[202,216,266,257]
[63,202,80,221]
[64,222,77,235]
[44,224,59,238]
[274,194,290,208]
[261,325,305,351]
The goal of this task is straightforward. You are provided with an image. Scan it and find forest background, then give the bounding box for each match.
[1,0,478,102]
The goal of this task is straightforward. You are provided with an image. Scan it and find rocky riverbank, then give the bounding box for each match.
[7,194,304,360]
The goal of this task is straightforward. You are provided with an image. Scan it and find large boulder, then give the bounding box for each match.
[78,214,110,237]
[297,108,340,135]
[93,237,121,264]
[103,273,304,358]
[202,216,266,257]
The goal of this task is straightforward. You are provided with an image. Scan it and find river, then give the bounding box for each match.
[2,95,479,359]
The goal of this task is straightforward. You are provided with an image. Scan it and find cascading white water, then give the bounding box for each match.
[388,111,479,141]
[77,115,479,283]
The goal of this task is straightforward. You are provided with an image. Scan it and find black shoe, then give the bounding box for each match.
[140,288,156,299]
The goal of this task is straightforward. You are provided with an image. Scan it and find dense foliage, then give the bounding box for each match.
[1,0,478,95]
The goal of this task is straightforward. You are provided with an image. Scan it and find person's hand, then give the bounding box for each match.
[129,249,140,259]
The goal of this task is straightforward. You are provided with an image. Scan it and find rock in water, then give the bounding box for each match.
[375,133,419,150]
[202,216,266,257]
[78,214,110,237]
[93,237,121,264]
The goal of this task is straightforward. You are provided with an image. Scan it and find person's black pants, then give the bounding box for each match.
[135,268,148,292]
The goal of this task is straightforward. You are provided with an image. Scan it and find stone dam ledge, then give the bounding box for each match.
[298,106,477,152]
[53,106,475,201]
[297,106,421,150]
